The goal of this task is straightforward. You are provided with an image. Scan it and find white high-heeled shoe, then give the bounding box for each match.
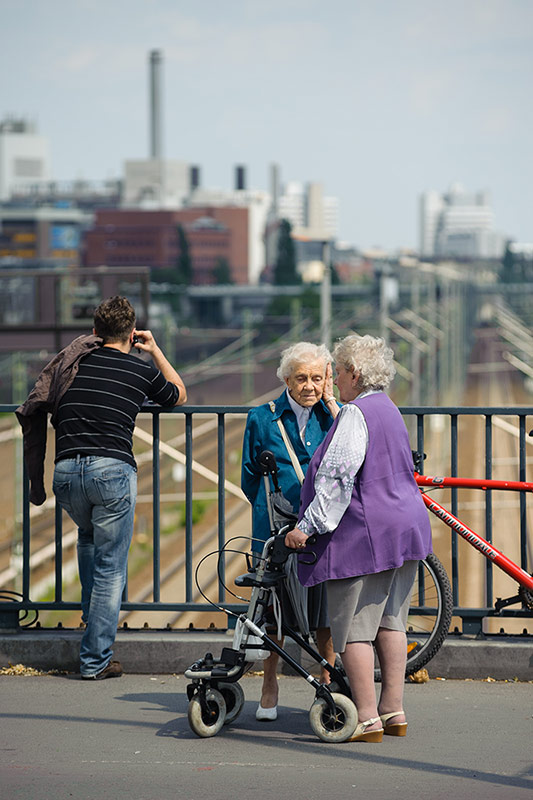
[256,704,278,721]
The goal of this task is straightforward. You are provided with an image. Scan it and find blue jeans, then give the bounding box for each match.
[53,456,137,677]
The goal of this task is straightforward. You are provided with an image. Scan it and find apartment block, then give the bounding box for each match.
[420,183,505,259]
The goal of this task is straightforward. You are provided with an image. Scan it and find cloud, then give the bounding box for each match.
[62,46,101,73]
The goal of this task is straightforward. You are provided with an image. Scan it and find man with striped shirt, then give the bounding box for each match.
[52,296,187,680]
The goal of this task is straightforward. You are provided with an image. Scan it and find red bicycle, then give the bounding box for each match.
[402,451,533,677]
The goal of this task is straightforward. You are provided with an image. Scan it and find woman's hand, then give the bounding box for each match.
[321,362,339,417]
[285,526,309,549]
[322,362,334,402]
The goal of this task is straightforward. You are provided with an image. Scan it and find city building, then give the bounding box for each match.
[123,158,190,208]
[419,183,506,259]
[188,189,270,284]
[119,162,268,285]
[0,117,51,202]
[186,165,270,284]
[83,206,248,284]
[332,242,371,283]
[7,178,122,211]
[264,177,340,283]
[0,204,92,268]
[277,180,339,240]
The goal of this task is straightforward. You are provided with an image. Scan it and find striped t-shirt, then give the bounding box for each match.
[54,346,180,467]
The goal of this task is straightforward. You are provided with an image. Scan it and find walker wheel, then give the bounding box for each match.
[188,688,226,738]
[309,692,358,743]
[217,682,245,724]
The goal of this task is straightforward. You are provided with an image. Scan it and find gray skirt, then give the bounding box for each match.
[326,560,418,653]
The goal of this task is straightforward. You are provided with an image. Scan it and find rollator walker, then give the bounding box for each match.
[184,450,357,742]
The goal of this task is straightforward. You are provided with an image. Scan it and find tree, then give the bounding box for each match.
[500,241,516,283]
[211,257,233,285]
[176,224,193,285]
[273,219,300,285]
[330,262,341,285]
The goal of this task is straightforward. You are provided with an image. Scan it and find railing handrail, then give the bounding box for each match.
[1,403,532,635]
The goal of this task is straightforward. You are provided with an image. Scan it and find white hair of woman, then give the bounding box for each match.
[332,334,396,391]
[276,342,332,383]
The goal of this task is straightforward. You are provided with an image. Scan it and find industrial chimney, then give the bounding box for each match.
[190,165,201,193]
[149,49,163,160]
[235,165,246,191]
[270,162,280,215]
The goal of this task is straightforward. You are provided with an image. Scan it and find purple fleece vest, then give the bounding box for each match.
[297,393,432,586]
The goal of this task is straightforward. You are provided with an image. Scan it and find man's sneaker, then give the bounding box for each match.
[81,660,124,681]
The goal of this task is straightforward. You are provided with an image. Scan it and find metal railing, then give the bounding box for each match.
[1,404,532,635]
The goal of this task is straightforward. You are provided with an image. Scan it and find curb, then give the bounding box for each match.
[1,629,532,680]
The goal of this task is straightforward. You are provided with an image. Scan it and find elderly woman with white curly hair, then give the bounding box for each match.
[285,334,432,742]
[241,341,339,721]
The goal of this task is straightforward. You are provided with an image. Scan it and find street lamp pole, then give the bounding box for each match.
[320,240,332,350]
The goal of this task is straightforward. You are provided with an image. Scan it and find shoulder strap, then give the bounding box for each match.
[270,401,305,485]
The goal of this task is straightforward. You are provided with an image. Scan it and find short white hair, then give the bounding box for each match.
[276,341,332,383]
[332,334,396,391]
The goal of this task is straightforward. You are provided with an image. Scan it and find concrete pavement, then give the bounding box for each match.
[1,671,532,800]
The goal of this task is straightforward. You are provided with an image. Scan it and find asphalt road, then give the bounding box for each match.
[1,672,532,800]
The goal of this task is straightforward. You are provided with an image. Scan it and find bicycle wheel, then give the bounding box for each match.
[188,688,226,738]
[309,692,358,743]
[374,554,453,681]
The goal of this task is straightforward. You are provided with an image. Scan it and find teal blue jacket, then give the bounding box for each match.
[241,390,336,550]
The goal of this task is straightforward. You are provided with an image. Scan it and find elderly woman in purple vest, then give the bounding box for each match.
[285,334,432,742]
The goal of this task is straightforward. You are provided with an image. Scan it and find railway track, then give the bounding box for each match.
[424,325,533,634]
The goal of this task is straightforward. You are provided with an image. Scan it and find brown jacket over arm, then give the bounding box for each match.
[15,334,102,505]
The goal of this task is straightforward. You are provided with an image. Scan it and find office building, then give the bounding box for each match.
[278,180,339,240]
[265,176,340,282]
[420,183,505,259]
[0,117,51,202]
[188,165,270,284]
[83,206,249,285]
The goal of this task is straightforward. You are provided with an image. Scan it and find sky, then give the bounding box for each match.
[2,0,533,250]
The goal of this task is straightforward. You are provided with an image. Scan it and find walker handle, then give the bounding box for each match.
[259,450,280,490]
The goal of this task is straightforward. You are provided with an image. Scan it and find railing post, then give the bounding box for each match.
[484,415,493,611]
[55,500,63,602]
[217,413,225,605]
[518,415,528,570]
[450,414,459,607]
[22,459,30,603]
[185,412,194,602]
[152,411,161,603]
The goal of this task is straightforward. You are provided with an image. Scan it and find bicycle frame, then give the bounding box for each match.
[415,473,533,594]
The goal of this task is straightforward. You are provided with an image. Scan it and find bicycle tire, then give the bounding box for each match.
[374,554,453,681]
